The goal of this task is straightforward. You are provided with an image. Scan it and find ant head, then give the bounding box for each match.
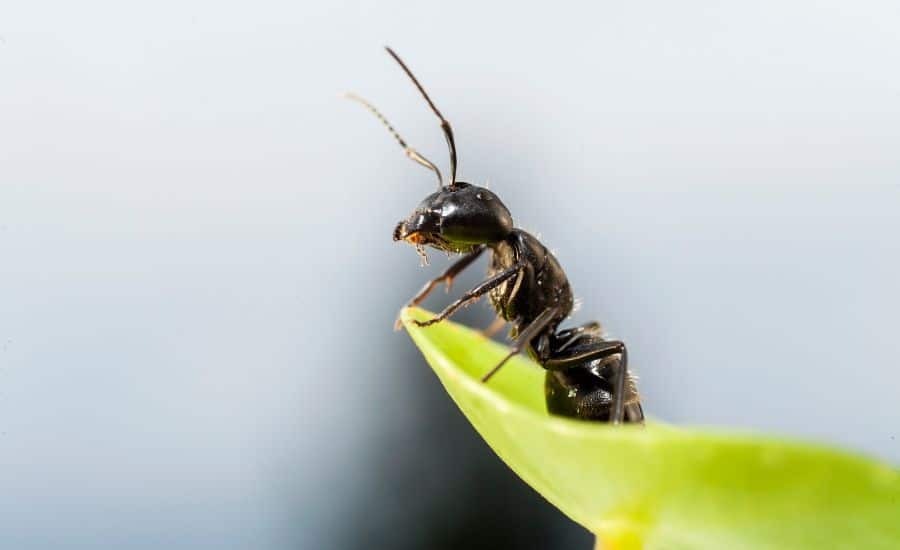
[393,182,513,255]
[348,48,512,259]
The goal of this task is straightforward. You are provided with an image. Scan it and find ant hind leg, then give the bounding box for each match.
[554,321,604,352]
[544,340,632,424]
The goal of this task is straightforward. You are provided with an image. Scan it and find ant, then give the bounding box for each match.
[348,48,643,424]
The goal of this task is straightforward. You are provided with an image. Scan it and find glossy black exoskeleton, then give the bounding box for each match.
[348,48,643,423]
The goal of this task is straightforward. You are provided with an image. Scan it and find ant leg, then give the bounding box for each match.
[409,246,485,304]
[411,263,524,328]
[481,316,507,338]
[555,321,604,352]
[556,321,603,340]
[481,306,560,382]
[544,341,630,424]
[612,346,629,424]
[557,321,602,339]
[395,246,485,329]
[543,340,626,371]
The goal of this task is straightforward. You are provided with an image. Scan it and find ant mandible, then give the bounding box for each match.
[348,48,643,423]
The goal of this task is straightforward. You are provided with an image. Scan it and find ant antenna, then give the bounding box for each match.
[385,46,458,189]
[344,92,443,188]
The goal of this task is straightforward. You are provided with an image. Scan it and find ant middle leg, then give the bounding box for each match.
[481,306,560,382]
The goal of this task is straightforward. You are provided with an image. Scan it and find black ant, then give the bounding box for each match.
[348,48,643,424]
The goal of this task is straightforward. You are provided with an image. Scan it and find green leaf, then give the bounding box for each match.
[401,307,900,550]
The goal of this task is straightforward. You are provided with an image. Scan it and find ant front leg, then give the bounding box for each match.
[395,246,485,330]
[544,340,630,424]
[411,263,523,328]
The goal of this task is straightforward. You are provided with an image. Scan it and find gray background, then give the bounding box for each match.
[1,2,898,548]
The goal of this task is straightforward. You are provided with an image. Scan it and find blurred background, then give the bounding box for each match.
[1,2,899,548]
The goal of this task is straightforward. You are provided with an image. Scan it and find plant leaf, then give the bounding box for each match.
[401,307,900,550]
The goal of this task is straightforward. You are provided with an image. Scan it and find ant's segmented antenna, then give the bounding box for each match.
[385,46,458,189]
[344,92,443,188]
